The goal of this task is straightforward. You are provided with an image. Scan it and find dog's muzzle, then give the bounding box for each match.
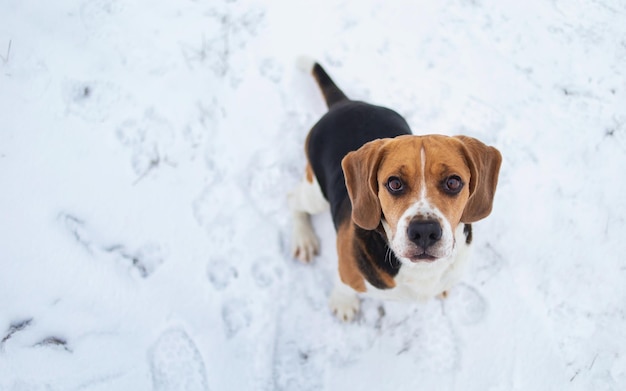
[406,220,443,262]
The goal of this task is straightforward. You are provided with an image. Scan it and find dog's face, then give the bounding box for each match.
[342,135,501,263]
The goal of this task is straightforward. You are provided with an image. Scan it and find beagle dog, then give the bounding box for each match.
[289,59,502,321]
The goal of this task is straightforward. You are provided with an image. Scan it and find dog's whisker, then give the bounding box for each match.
[385,246,393,267]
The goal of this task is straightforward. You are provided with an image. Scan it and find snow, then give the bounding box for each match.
[1,0,625,389]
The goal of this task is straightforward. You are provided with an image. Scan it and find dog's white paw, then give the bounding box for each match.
[292,222,319,263]
[329,284,360,322]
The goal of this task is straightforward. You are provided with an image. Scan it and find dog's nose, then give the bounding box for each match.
[407,220,442,249]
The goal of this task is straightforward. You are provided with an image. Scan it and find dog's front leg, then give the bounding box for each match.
[287,171,328,263]
[290,210,319,263]
[329,278,360,322]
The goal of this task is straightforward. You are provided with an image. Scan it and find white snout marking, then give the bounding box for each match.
[391,199,455,261]
[385,146,455,262]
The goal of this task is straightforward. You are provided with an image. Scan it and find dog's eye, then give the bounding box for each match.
[386,177,404,193]
[443,175,463,194]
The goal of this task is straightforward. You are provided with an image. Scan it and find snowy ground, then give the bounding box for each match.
[1,0,626,390]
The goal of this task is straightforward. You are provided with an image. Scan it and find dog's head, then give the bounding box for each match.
[342,135,501,263]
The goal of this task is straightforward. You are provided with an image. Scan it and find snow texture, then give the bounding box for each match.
[1,0,625,390]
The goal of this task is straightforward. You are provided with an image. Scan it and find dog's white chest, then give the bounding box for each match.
[364,234,471,302]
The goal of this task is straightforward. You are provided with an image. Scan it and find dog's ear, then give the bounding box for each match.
[342,139,389,230]
[454,136,502,223]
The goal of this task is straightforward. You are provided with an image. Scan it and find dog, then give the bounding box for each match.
[289,58,502,321]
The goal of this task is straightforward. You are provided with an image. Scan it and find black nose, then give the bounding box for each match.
[407,220,442,249]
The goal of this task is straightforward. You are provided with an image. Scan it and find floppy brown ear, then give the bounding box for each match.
[341,139,389,230]
[454,136,502,223]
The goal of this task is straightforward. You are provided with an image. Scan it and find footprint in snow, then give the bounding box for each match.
[62,79,124,122]
[79,0,124,38]
[105,242,165,278]
[412,302,459,371]
[245,154,298,217]
[251,258,281,288]
[206,258,238,291]
[59,213,164,277]
[116,109,175,180]
[221,299,252,339]
[444,283,488,325]
[259,58,283,83]
[149,328,209,391]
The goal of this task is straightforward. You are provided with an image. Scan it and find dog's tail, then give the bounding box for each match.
[297,56,348,108]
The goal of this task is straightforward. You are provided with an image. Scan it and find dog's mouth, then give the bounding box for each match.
[408,252,439,263]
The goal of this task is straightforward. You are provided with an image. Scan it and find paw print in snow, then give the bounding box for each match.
[116,109,176,182]
[259,58,283,83]
[105,242,165,278]
[410,302,459,372]
[444,283,487,325]
[221,299,252,339]
[246,152,300,217]
[79,0,124,38]
[206,259,238,291]
[250,258,281,288]
[62,80,124,122]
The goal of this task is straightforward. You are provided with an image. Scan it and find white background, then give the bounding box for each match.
[1,0,625,390]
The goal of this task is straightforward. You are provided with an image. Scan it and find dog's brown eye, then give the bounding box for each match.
[386,177,404,193]
[443,175,463,194]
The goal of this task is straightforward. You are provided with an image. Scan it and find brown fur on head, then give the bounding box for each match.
[342,135,501,260]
